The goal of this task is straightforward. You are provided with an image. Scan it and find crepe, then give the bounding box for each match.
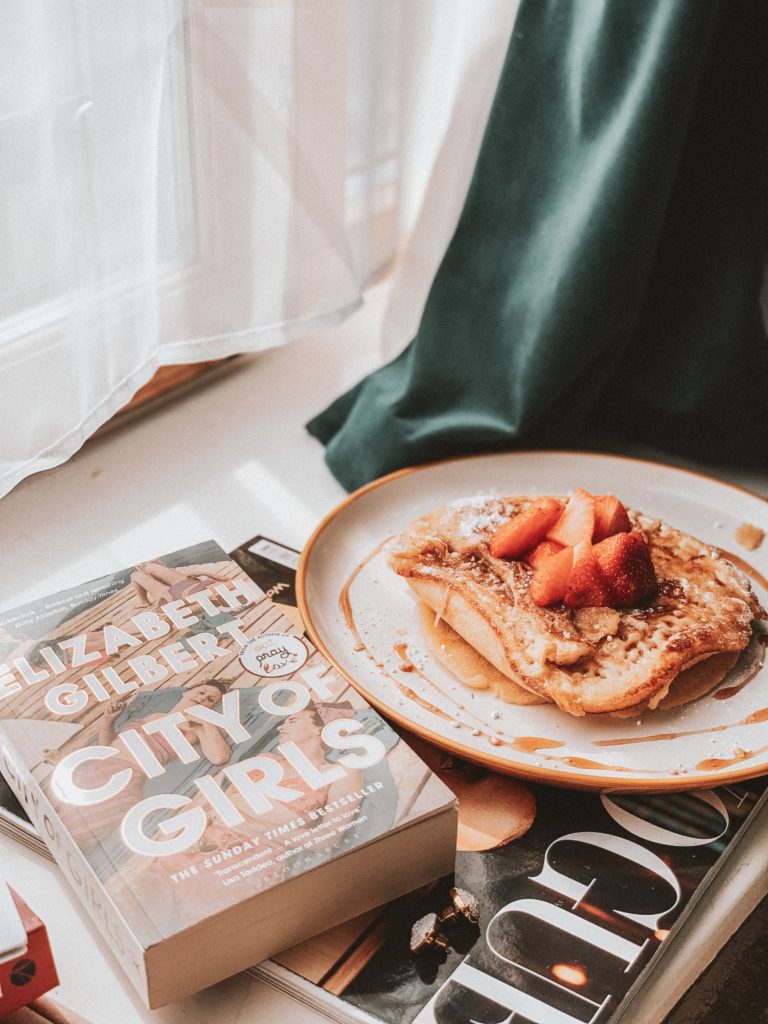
[388,496,762,716]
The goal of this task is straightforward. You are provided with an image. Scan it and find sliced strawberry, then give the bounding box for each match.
[529,545,574,606]
[593,531,657,607]
[546,489,596,547]
[565,541,612,608]
[525,539,565,570]
[593,495,632,542]
[490,498,563,560]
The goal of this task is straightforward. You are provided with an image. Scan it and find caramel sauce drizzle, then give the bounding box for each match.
[716,547,768,591]
[337,536,768,777]
[595,704,768,747]
[338,540,671,775]
[696,747,764,772]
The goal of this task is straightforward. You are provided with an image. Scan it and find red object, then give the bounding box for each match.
[593,531,657,606]
[529,545,574,606]
[0,889,59,1017]
[593,495,632,542]
[525,539,565,570]
[564,541,613,608]
[489,498,563,559]
[546,489,596,547]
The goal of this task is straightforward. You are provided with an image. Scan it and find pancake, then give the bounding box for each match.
[388,496,763,716]
[418,602,547,705]
[612,651,740,717]
[419,601,739,715]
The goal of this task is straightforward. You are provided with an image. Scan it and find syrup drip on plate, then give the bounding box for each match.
[394,641,415,672]
[511,737,564,753]
[338,543,673,775]
[337,536,768,778]
[561,757,633,773]
[595,704,768,748]
[695,739,768,772]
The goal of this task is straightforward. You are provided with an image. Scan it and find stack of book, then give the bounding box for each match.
[0,775,49,860]
[1,535,767,1022]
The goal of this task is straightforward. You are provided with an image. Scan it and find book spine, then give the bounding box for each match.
[0,729,149,1002]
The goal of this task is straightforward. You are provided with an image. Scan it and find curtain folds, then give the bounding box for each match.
[0,1,514,498]
[308,0,768,492]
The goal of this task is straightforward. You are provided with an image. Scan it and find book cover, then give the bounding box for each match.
[0,541,457,1007]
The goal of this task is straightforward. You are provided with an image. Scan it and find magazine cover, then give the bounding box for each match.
[259,757,768,1024]
[0,541,456,1006]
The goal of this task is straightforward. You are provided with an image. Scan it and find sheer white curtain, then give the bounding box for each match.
[0,1,514,498]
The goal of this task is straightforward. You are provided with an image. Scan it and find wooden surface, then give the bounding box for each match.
[118,361,230,416]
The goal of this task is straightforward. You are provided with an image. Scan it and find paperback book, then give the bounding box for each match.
[0,541,457,1007]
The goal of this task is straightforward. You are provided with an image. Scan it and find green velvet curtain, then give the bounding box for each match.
[308,0,768,492]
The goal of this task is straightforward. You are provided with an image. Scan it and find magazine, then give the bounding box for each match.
[0,541,457,1008]
[257,756,768,1024]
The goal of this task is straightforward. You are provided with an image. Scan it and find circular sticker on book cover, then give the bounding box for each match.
[240,632,308,677]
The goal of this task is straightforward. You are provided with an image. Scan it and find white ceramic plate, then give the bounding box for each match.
[298,452,768,790]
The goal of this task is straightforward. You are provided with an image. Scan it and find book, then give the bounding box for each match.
[0,541,457,1008]
[0,885,59,1018]
[0,772,49,859]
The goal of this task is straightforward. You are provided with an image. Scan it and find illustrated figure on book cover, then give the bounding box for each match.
[0,542,432,939]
